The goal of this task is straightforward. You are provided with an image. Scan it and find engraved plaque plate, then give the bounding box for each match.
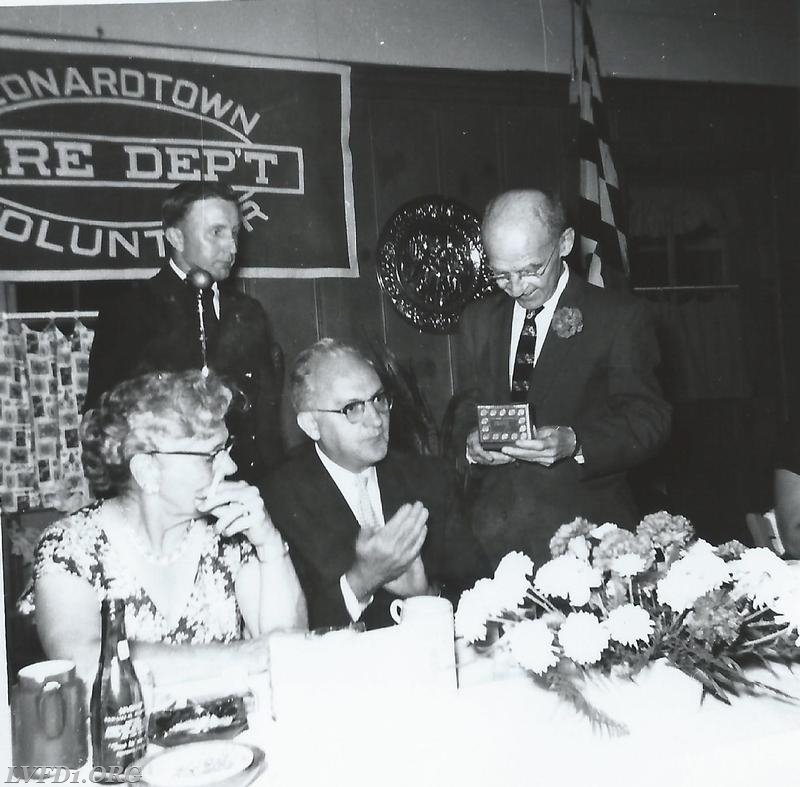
[477,403,533,451]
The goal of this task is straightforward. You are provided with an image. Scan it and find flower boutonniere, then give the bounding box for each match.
[551,307,583,339]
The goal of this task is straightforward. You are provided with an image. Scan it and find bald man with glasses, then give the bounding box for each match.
[263,339,488,630]
[453,189,671,569]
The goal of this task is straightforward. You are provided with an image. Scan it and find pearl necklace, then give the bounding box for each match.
[124,517,197,567]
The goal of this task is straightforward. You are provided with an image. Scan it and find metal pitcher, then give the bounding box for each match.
[11,660,88,768]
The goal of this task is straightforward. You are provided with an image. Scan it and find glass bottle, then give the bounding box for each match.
[90,598,147,780]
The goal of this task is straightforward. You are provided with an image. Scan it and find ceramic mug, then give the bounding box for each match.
[389,595,454,626]
[388,596,457,692]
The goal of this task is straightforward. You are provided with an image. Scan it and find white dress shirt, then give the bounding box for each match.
[315,445,385,621]
[506,263,583,462]
[466,267,573,466]
[507,262,570,386]
[169,259,220,318]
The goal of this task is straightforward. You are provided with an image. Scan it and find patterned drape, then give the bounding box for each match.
[628,185,740,239]
[0,319,94,514]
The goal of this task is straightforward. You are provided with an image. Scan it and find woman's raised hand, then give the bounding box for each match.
[197,481,285,559]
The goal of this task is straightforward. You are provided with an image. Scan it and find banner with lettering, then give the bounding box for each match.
[0,34,357,280]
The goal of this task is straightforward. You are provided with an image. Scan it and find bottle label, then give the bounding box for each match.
[116,640,130,661]
[101,701,147,759]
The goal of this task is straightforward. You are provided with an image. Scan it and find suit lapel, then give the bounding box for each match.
[480,297,515,400]
[154,265,189,300]
[498,300,515,398]
[305,449,362,544]
[531,273,587,409]
[218,286,235,325]
[278,447,361,579]
[154,265,199,325]
[375,455,404,522]
[216,289,234,350]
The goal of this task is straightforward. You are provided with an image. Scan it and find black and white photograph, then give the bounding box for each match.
[1,0,799,783]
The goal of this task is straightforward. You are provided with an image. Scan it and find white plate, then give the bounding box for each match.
[142,741,254,786]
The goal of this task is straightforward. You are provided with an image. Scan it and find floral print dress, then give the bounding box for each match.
[20,502,254,644]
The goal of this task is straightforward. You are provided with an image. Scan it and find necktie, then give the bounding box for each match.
[511,307,543,402]
[357,474,382,530]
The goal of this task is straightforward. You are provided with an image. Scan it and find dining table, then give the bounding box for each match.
[233,636,800,787]
[120,612,800,787]
[10,610,800,786]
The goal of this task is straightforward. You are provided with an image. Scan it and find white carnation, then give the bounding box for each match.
[455,578,501,642]
[567,536,590,561]
[534,555,602,607]
[655,572,698,613]
[591,523,620,540]
[558,612,609,665]
[656,543,731,612]
[769,585,800,645]
[507,619,559,675]
[729,548,792,608]
[493,551,534,611]
[611,553,647,578]
[605,604,654,648]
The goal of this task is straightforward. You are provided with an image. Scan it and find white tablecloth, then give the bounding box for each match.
[13,638,800,785]
[238,640,800,787]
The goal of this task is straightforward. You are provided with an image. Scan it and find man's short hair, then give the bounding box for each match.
[483,189,568,241]
[537,192,567,236]
[162,181,239,229]
[290,338,371,413]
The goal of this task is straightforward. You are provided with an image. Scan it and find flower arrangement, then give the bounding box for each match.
[456,513,800,734]
[551,306,583,338]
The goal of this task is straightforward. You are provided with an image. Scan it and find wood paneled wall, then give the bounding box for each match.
[233,66,798,542]
[243,67,798,455]
[9,65,798,494]
[246,67,570,445]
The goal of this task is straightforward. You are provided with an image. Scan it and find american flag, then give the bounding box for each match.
[570,0,629,288]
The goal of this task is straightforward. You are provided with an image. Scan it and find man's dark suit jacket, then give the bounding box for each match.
[85,265,283,480]
[264,445,489,630]
[454,272,671,569]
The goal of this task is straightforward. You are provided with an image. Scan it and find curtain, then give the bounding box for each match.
[0,319,94,516]
[649,291,751,402]
[628,184,740,238]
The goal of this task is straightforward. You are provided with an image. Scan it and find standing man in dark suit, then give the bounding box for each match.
[454,189,671,568]
[85,181,282,482]
[264,339,487,631]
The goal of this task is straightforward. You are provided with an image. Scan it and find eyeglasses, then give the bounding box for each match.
[310,390,393,425]
[144,435,235,462]
[489,236,561,287]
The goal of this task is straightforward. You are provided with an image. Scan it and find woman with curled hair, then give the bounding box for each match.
[23,369,307,685]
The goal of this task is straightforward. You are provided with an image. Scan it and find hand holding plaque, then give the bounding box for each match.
[500,424,580,467]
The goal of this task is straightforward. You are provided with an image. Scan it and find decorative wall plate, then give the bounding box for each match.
[377,196,495,333]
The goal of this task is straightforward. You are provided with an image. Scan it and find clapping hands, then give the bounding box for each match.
[346,501,429,601]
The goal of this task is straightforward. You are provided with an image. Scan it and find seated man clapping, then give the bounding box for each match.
[264,339,487,630]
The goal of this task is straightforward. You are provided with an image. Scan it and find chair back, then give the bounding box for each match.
[0,512,10,759]
[745,510,786,556]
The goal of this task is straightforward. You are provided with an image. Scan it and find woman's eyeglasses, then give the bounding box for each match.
[144,435,235,462]
[310,390,393,425]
